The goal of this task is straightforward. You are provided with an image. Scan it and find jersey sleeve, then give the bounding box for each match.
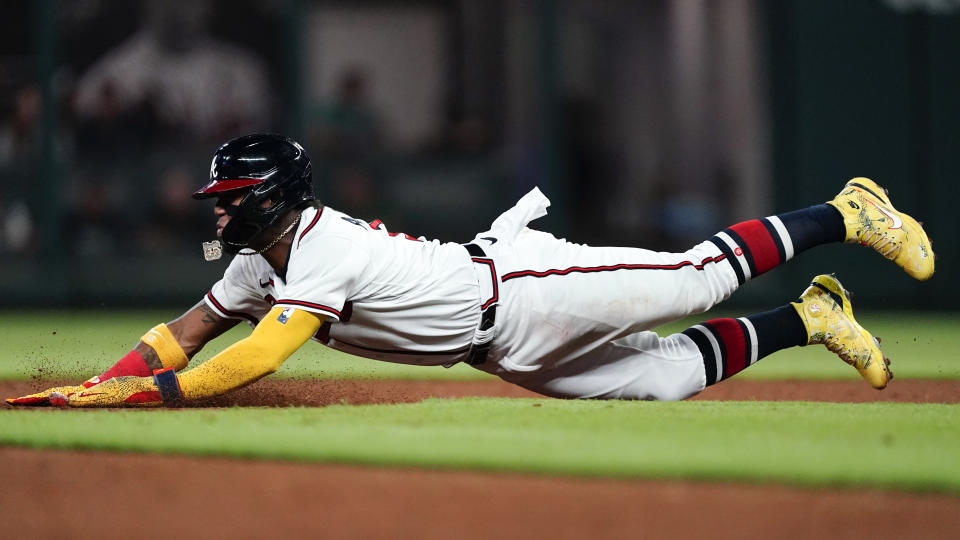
[204,257,272,326]
[275,235,369,322]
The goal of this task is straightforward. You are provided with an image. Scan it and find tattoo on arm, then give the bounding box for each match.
[167,300,239,360]
[134,342,163,370]
[199,303,221,326]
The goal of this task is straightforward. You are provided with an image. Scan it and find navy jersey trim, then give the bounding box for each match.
[275,298,342,318]
[331,336,471,357]
[206,291,260,325]
[500,255,727,282]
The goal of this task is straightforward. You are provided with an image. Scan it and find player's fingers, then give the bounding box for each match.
[6,384,87,407]
[6,394,52,406]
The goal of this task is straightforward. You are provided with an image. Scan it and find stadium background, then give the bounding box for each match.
[3,3,960,538]
[0,0,957,309]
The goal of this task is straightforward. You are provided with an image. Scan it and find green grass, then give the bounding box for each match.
[3,310,958,494]
[2,398,959,493]
[1,309,957,382]
[0,310,489,381]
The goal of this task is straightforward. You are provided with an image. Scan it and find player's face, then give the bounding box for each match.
[213,194,245,238]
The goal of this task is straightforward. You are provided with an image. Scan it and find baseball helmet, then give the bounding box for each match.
[193,133,314,252]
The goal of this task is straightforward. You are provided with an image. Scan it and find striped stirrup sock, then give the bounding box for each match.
[709,204,844,285]
[682,305,808,386]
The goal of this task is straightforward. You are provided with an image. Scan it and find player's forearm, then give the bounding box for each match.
[9,318,194,405]
[176,338,286,400]
[93,323,190,383]
[166,301,239,359]
[89,302,237,383]
[55,307,322,407]
[130,300,241,369]
[177,307,323,401]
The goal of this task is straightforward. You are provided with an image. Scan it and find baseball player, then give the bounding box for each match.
[7,133,934,407]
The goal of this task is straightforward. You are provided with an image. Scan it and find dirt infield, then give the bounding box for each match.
[2,447,959,540]
[3,378,960,408]
[3,378,960,539]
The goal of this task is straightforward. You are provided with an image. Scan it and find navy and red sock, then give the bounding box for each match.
[709,204,844,284]
[683,204,844,385]
[682,305,808,386]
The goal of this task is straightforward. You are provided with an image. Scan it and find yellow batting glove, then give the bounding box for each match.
[6,384,86,406]
[64,376,163,408]
[64,368,185,408]
[6,373,127,407]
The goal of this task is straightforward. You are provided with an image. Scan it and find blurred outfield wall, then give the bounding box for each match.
[766,0,959,310]
[0,0,957,309]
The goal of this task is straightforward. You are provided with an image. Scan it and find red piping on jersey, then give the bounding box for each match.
[367,218,422,242]
[197,178,264,194]
[297,207,324,247]
[471,257,498,310]
[206,291,260,324]
[500,255,727,282]
[275,299,341,318]
[330,336,472,357]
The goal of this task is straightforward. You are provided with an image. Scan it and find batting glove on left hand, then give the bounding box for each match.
[6,384,87,406]
[64,370,185,408]
[6,374,111,406]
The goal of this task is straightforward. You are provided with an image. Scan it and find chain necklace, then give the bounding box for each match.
[237,215,302,256]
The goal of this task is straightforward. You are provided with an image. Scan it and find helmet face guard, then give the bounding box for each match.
[194,134,314,253]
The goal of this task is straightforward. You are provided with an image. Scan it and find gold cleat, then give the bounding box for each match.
[792,274,892,389]
[828,177,934,281]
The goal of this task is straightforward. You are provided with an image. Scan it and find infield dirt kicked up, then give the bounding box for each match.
[4,378,959,408]
[3,378,960,540]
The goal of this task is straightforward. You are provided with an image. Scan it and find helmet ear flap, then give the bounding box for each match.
[260,189,285,210]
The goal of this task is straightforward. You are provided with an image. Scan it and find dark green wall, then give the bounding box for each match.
[767,0,958,308]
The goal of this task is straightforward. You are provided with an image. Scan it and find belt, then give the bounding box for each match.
[464,243,497,365]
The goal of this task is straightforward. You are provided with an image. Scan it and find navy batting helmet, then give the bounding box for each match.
[194,133,314,252]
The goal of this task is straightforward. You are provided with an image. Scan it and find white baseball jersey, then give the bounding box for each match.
[205,205,482,366]
[205,188,745,400]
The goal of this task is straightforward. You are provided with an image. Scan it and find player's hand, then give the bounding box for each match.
[5,374,106,406]
[64,376,163,408]
[6,384,87,406]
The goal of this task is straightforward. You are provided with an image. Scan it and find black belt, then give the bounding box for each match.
[464,243,497,365]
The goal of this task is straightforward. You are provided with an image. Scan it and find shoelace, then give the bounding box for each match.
[858,229,901,259]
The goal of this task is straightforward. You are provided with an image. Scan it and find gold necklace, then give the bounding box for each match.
[237,215,302,256]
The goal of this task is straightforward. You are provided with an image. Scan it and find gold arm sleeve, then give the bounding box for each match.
[176,307,325,401]
[141,323,189,370]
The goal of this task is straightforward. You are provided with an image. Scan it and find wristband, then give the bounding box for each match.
[141,323,189,370]
[97,349,152,382]
[153,367,185,406]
